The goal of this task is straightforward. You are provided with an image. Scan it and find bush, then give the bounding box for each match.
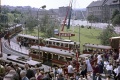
[87,26,91,29]
[81,25,84,28]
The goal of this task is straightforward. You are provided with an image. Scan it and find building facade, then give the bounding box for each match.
[87,0,120,23]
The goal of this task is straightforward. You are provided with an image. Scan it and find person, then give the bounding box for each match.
[80,62,87,79]
[35,69,40,79]
[14,64,21,80]
[85,57,93,73]
[25,63,35,79]
[98,60,104,73]
[104,59,109,75]
[57,66,63,74]
[92,64,99,80]
[57,74,64,80]
[106,63,113,76]
[106,75,111,80]
[19,42,22,48]
[20,70,29,80]
[113,66,118,80]
[67,62,75,78]
[95,73,102,80]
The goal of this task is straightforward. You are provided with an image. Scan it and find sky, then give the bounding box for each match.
[2,0,97,9]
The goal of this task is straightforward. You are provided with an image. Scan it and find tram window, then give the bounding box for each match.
[46,41,48,44]
[61,43,63,47]
[69,44,73,49]
[65,44,68,47]
[53,42,55,45]
[37,51,42,56]
[66,57,72,61]
[53,54,58,60]
[33,50,37,54]
[59,56,64,61]
[56,42,59,46]
[49,41,52,45]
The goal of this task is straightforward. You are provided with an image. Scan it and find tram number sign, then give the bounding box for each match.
[58,33,75,37]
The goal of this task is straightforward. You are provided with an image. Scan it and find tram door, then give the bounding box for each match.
[43,52,52,66]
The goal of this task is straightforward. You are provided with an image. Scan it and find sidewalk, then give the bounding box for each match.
[9,41,29,55]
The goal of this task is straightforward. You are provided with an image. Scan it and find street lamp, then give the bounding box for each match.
[37,5,46,61]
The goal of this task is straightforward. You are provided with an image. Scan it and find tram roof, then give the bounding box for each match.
[7,55,41,66]
[17,34,42,40]
[30,46,75,56]
[110,36,120,39]
[83,43,111,49]
[45,37,79,44]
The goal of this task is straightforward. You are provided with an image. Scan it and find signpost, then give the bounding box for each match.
[56,32,75,37]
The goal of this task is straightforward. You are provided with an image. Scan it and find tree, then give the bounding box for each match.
[39,14,60,37]
[99,25,118,45]
[25,16,38,32]
[0,13,8,23]
[111,9,120,26]
[112,14,120,26]
[87,15,96,23]
[111,9,119,20]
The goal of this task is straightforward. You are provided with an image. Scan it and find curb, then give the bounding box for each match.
[4,41,28,56]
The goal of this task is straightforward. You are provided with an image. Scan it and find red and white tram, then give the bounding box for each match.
[45,37,80,50]
[29,45,75,66]
[83,43,112,54]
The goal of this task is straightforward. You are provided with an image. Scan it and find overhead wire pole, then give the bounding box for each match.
[37,5,46,61]
[0,0,2,57]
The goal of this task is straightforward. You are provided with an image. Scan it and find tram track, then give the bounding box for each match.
[2,39,28,57]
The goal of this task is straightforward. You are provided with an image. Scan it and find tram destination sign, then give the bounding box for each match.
[56,32,75,37]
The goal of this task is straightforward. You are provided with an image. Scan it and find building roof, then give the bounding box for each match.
[103,0,120,6]
[87,0,119,7]
[87,0,104,8]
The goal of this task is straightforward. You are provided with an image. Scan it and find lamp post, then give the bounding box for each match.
[37,5,46,61]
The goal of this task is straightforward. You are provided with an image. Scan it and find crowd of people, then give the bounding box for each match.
[0,49,120,80]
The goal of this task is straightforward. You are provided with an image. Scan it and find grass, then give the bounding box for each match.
[61,26,102,51]
[22,26,102,51]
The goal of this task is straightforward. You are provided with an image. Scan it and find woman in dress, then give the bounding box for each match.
[85,57,93,74]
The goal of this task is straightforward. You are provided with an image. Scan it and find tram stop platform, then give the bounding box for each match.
[7,41,29,55]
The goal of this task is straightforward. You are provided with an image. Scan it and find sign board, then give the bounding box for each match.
[56,32,75,37]
[54,29,59,34]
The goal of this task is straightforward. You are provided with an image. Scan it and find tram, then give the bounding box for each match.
[45,37,80,50]
[4,24,22,39]
[29,45,75,66]
[17,34,44,47]
[17,34,80,51]
[83,43,112,54]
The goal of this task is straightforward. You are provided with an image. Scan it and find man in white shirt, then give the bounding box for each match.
[57,66,63,74]
[103,60,109,74]
[106,63,113,76]
[97,54,102,64]
[67,62,74,78]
